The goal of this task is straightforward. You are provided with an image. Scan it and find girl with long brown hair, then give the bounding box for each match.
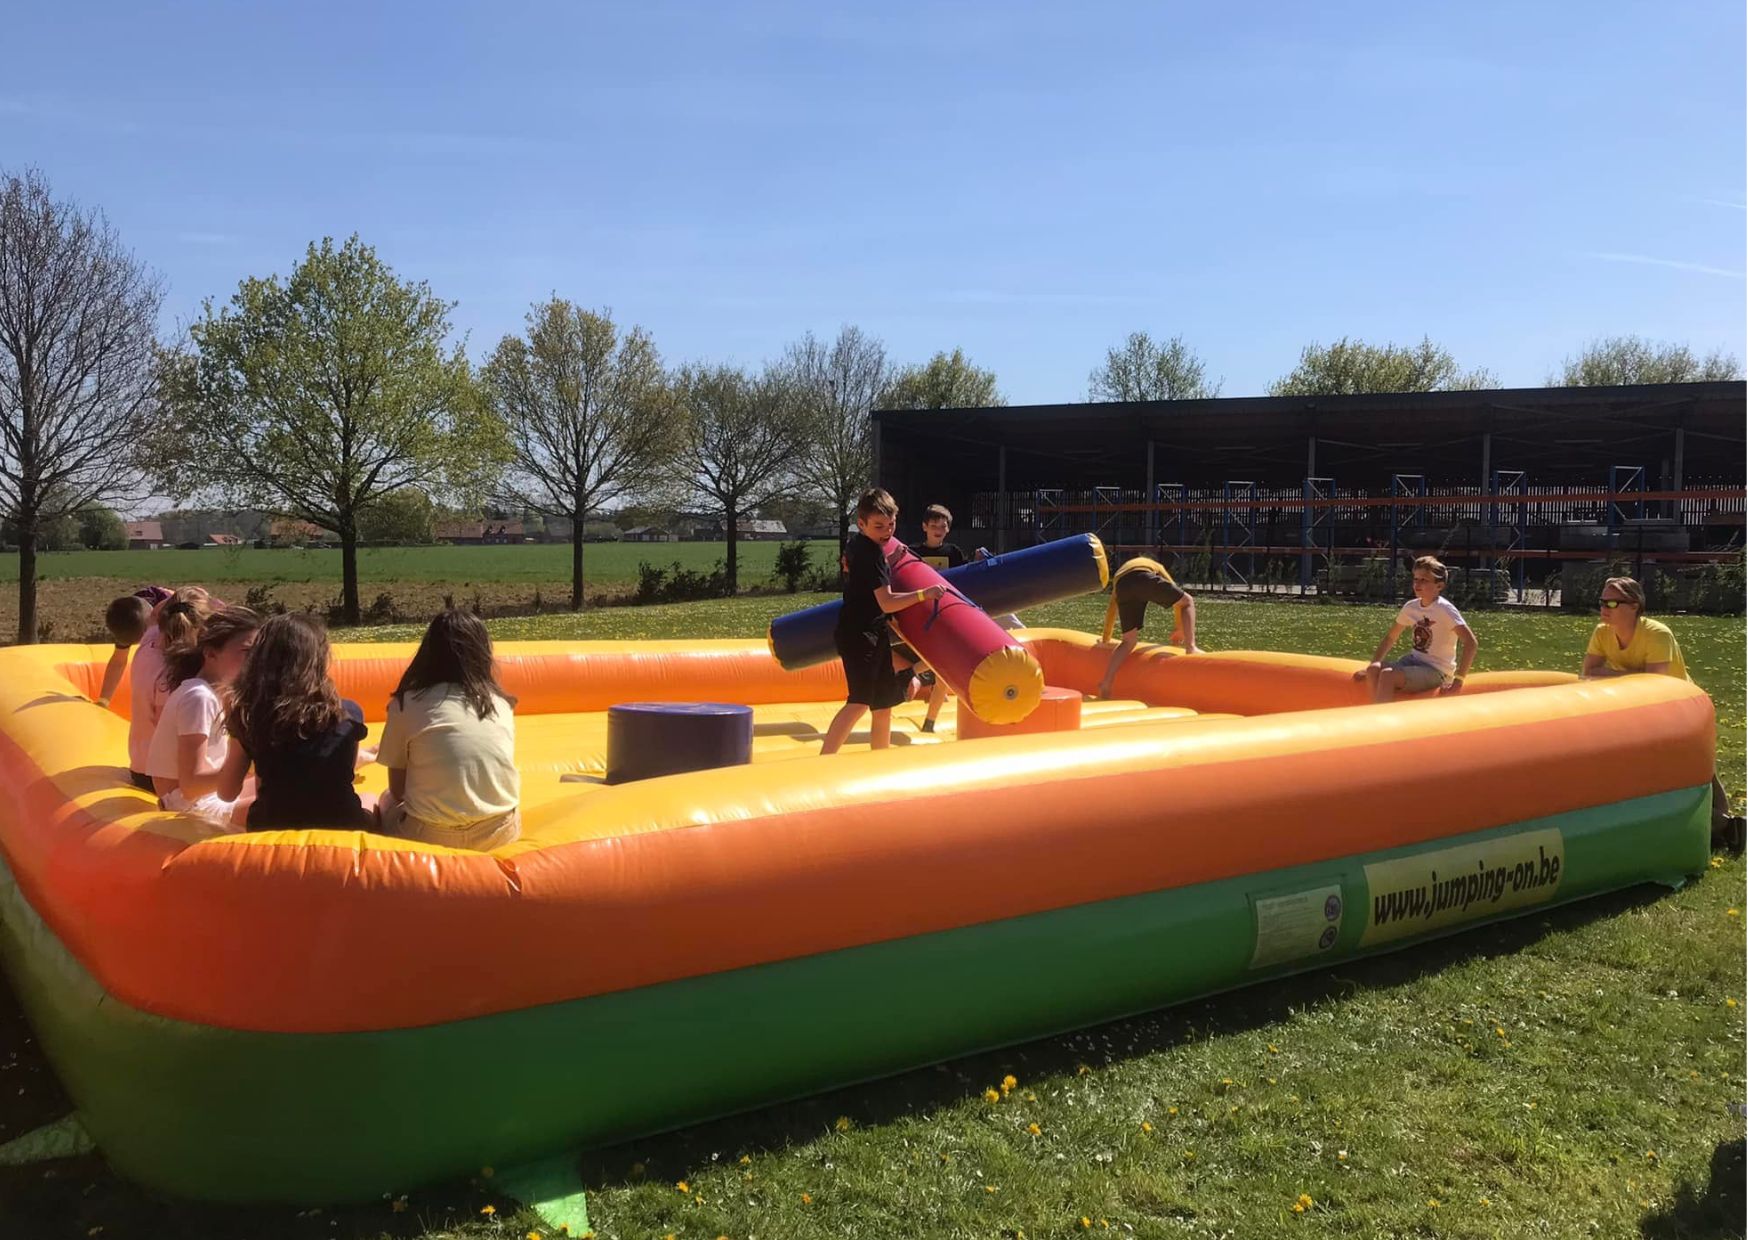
[376,609,520,850]
[217,614,373,831]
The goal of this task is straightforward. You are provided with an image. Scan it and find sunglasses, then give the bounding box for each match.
[1599,598,1635,609]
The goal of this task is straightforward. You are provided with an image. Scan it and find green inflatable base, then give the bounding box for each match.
[0,786,1708,1202]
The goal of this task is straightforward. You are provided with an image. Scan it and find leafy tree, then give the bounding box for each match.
[0,169,163,641]
[78,505,126,550]
[1089,332,1221,401]
[881,348,1004,409]
[786,326,889,547]
[1269,336,1496,396]
[155,236,499,624]
[673,364,807,594]
[357,488,435,545]
[481,298,673,610]
[1552,336,1743,386]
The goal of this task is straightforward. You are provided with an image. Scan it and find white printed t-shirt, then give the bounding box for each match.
[378,686,519,829]
[144,677,229,781]
[1394,596,1468,677]
[127,625,167,772]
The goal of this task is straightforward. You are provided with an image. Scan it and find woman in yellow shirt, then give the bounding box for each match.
[1581,576,1740,850]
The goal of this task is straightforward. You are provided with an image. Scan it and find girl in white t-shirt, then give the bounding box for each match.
[377,609,521,851]
[1353,556,1479,703]
[126,588,213,790]
[143,606,262,827]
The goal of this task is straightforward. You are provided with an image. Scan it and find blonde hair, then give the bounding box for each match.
[1412,556,1447,582]
[1603,576,1646,610]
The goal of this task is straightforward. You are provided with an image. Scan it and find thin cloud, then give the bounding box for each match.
[1694,197,1748,211]
[1585,251,1744,280]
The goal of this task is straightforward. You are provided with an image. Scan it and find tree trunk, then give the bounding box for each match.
[836,501,850,551]
[570,521,585,611]
[724,504,739,596]
[340,524,361,626]
[16,525,38,645]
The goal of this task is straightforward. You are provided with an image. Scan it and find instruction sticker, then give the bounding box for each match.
[1250,884,1344,969]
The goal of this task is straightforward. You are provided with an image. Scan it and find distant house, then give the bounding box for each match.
[435,521,525,546]
[709,518,788,541]
[204,533,244,548]
[269,519,335,547]
[624,525,679,543]
[125,521,165,550]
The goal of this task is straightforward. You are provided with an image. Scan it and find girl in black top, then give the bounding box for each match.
[217,614,374,831]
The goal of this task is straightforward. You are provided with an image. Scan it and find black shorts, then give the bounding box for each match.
[1115,572,1185,634]
[129,769,155,792]
[835,626,911,709]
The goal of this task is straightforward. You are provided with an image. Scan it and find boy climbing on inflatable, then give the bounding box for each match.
[820,488,944,755]
[1095,556,1200,700]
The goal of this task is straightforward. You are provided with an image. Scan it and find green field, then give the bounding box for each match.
[1,597,1742,1239]
[0,540,829,586]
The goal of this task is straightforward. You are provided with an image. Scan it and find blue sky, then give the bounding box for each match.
[4,1,1742,402]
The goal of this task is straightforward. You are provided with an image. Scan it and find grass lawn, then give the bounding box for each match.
[1,597,1742,1239]
[0,541,826,586]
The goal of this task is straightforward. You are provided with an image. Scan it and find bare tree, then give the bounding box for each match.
[482,299,674,609]
[673,363,807,594]
[0,169,164,643]
[786,326,889,547]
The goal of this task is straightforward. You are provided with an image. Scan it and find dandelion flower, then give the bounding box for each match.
[801,1192,813,1204]
[985,1184,998,1194]
[1027,1122,1042,1136]
[1141,1121,1153,1133]
[1337,1151,1347,1161]
[834,1115,852,1132]
[1480,1197,1491,1206]
[739,1154,752,1165]
[1711,857,1723,868]
[1292,1202,1306,1214]
[675,1180,689,1193]
[1729,908,1740,918]
[1729,999,1739,1008]
[480,1204,497,1217]
[984,1088,1002,1104]
[1427,1198,1439,1208]
[1001,1074,1018,1094]
[1081,1218,1092,1229]
[1495,1026,1506,1038]
[1078,1064,1091,1076]
[1267,1077,1278,1085]
[1268,1044,1279,1054]
[1167,1106,1178,1115]
[527,1232,543,1240]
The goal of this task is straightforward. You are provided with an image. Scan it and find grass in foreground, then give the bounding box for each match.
[1,598,1742,1239]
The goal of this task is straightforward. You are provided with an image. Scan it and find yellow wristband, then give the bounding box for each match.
[916,589,927,604]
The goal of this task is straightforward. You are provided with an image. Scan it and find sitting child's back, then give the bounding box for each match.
[381,682,517,828]
[377,609,521,851]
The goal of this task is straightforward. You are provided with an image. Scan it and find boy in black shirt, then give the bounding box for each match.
[821,488,944,755]
[915,504,968,570]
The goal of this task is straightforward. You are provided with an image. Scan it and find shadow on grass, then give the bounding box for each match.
[1640,1138,1746,1239]
[577,882,1672,1188]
